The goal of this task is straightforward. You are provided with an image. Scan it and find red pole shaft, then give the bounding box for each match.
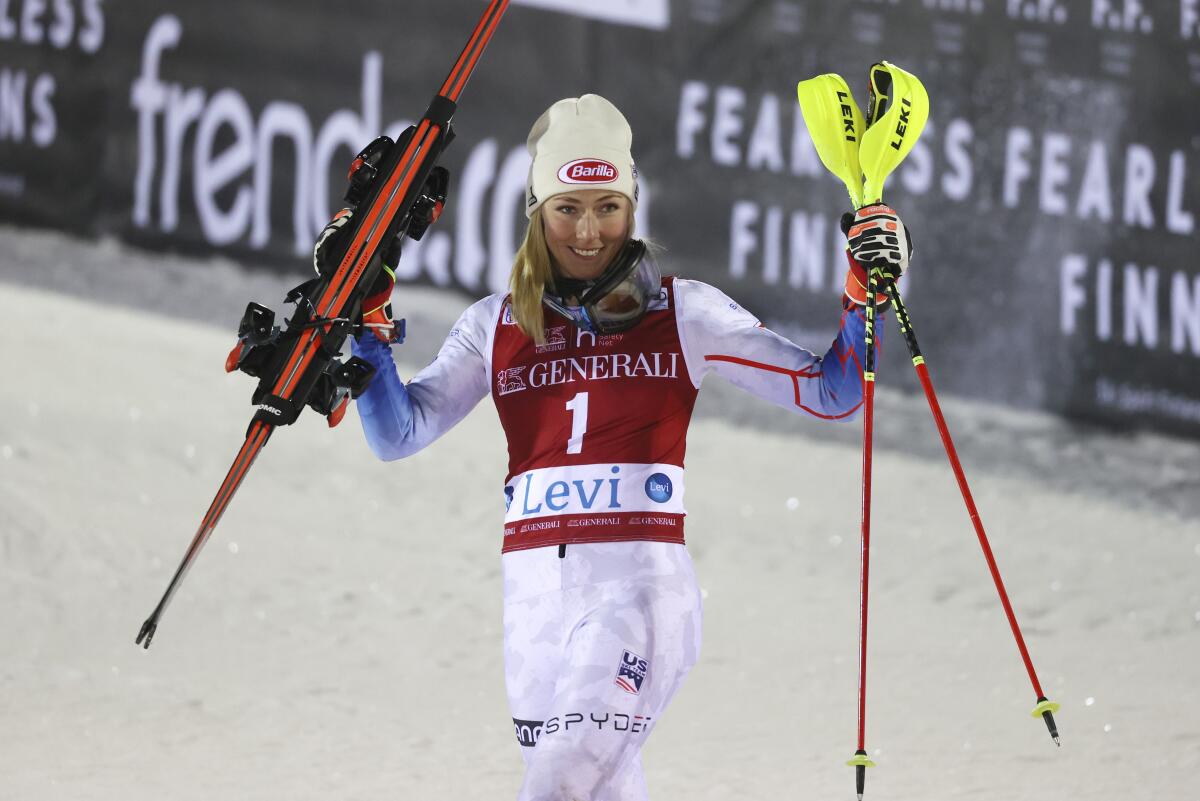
[856,271,880,754]
[912,362,1046,698]
[857,377,875,750]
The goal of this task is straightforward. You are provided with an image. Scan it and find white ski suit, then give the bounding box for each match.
[352,277,870,799]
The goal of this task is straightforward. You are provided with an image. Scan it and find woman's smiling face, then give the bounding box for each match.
[541,189,632,282]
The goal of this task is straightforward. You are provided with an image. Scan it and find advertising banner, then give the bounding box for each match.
[1,0,1198,434]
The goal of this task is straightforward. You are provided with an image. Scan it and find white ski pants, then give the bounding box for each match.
[502,541,703,801]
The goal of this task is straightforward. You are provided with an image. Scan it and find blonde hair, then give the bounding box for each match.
[508,206,637,345]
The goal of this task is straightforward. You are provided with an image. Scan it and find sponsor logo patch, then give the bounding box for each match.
[537,711,653,737]
[498,352,680,393]
[512,718,543,747]
[536,325,567,353]
[497,366,528,395]
[505,464,686,523]
[558,158,618,184]
[627,515,679,526]
[615,649,649,694]
[647,287,670,312]
[644,473,673,503]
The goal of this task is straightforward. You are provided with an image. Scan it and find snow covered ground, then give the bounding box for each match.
[1,225,1197,800]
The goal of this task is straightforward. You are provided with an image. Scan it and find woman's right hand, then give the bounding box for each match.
[313,209,402,343]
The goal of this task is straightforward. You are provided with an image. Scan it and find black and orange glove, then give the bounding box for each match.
[312,209,403,343]
[312,160,449,342]
[840,204,913,311]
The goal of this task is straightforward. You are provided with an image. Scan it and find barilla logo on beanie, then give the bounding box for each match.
[525,95,637,217]
[557,158,618,184]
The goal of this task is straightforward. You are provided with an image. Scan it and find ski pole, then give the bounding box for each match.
[844,61,923,800]
[886,284,1061,744]
[850,267,881,801]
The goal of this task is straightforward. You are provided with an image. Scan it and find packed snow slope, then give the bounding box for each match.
[1,226,1197,800]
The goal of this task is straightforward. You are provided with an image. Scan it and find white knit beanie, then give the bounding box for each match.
[525,94,639,218]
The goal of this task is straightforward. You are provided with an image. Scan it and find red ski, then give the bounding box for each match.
[137,0,511,649]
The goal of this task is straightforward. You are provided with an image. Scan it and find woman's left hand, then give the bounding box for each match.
[840,205,913,309]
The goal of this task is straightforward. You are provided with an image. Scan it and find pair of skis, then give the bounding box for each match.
[796,63,1060,800]
[136,0,512,649]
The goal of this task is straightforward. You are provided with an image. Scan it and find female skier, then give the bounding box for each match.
[327,94,911,800]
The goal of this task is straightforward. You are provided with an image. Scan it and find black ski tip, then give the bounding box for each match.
[136,618,157,650]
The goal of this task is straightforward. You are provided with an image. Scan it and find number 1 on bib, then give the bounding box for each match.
[565,392,589,454]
